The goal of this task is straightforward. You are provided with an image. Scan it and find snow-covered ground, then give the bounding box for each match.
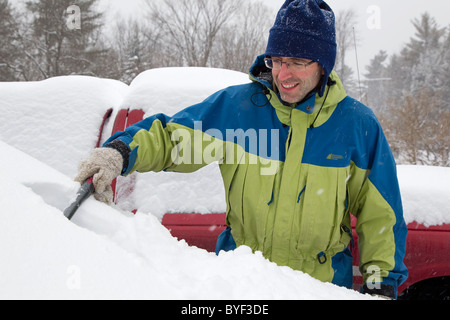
[0,68,449,300]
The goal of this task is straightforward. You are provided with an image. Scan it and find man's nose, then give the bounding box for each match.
[277,63,293,81]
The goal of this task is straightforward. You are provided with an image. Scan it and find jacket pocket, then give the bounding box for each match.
[296,165,350,254]
[297,185,306,203]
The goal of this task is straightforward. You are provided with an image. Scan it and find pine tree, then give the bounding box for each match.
[392,13,447,94]
[368,12,450,167]
[408,14,447,93]
[408,13,446,59]
[364,50,389,111]
[0,0,21,80]
[25,0,105,79]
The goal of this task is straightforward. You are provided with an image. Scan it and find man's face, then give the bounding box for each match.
[271,57,324,104]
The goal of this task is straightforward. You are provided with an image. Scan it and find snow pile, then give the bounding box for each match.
[122,67,250,115]
[0,140,371,300]
[398,165,450,227]
[0,68,248,217]
[0,76,128,178]
[0,67,449,299]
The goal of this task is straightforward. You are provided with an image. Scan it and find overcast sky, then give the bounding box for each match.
[101,0,450,77]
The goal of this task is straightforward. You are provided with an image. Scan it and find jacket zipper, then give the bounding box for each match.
[286,126,293,153]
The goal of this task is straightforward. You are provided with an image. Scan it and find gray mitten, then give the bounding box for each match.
[75,147,123,204]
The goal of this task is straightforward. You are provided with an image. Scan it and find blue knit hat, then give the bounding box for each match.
[265,0,337,97]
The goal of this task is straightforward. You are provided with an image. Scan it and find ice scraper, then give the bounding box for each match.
[63,177,95,220]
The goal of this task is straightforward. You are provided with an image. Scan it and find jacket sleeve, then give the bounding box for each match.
[103,89,235,176]
[104,113,182,175]
[348,115,408,299]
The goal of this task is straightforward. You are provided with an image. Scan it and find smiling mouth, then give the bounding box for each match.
[281,83,298,90]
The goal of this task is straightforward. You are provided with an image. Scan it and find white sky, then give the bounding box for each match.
[100,0,450,77]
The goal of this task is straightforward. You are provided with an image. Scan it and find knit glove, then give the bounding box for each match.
[74,147,124,204]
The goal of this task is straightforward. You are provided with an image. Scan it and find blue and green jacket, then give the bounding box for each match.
[105,55,408,297]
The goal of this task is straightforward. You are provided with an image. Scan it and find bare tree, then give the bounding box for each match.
[335,9,359,94]
[381,86,449,167]
[146,0,241,67]
[110,17,162,83]
[212,1,272,72]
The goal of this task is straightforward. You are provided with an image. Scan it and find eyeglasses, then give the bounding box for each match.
[264,57,316,72]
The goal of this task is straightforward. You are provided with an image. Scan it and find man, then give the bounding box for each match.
[75,0,408,299]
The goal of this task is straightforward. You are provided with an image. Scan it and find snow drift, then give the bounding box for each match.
[0,67,449,299]
[0,140,371,300]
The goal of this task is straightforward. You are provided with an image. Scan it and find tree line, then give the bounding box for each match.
[0,0,448,166]
[364,13,450,167]
[0,0,360,85]
[0,0,273,83]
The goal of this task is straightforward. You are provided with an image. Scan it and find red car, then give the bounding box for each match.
[107,107,450,300]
